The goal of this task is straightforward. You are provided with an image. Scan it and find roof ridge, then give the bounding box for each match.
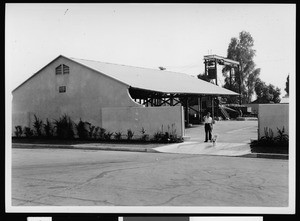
[69,56,194,77]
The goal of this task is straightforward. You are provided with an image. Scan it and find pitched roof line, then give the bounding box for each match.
[69,57,195,77]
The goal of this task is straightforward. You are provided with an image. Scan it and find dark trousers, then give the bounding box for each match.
[205,123,212,141]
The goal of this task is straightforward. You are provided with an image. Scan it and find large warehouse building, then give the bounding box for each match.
[12,55,238,138]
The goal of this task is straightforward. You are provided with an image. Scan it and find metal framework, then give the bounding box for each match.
[129,87,220,125]
[127,55,240,125]
[204,54,240,86]
[203,54,242,106]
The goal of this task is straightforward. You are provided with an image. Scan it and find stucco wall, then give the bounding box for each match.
[258,104,289,139]
[12,56,140,132]
[102,106,184,139]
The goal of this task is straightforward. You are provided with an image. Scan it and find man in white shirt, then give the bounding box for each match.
[203,112,213,142]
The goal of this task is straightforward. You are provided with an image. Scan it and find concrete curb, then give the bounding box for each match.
[12,143,159,153]
[242,153,288,160]
[12,143,287,159]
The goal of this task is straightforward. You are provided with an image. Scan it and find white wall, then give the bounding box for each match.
[258,104,289,139]
[102,106,184,139]
[12,56,140,133]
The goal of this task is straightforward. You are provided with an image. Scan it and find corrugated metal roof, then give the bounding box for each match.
[69,57,238,96]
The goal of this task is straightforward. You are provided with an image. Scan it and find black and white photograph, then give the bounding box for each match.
[5,3,295,214]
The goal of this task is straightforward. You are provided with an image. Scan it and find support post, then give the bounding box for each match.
[199,96,202,121]
[170,94,174,106]
[215,59,218,85]
[185,97,189,126]
[198,97,201,122]
[229,67,232,88]
[212,96,214,121]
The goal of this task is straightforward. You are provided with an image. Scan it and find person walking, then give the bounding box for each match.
[203,112,213,142]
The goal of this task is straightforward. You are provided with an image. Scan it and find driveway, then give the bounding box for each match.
[11,148,288,209]
[154,120,258,156]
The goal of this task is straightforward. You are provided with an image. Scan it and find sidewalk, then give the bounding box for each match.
[11,121,288,159]
[153,141,251,156]
[12,142,160,153]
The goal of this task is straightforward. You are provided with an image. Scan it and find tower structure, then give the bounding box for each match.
[203,54,240,118]
[203,54,239,86]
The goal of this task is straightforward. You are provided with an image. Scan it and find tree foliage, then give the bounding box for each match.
[285,75,289,95]
[222,31,261,104]
[197,72,213,83]
[254,79,281,103]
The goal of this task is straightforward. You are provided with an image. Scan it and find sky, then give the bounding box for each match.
[5,3,295,99]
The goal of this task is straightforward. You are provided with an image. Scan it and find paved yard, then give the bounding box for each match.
[11,147,288,209]
[185,120,258,143]
[155,120,258,156]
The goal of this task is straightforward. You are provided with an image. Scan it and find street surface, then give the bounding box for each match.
[12,148,288,207]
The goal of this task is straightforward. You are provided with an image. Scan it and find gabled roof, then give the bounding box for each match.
[13,55,238,96]
[69,57,238,96]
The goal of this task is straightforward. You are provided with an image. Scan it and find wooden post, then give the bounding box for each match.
[186,97,189,126]
[198,97,201,121]
[199,96,202,121]
[215,59,218,85]
[212,96,214,121]
[229,67,232,88]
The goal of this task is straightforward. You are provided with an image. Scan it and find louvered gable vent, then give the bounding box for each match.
[55,65,62,75]
[56,64,70,75]
[63,64,69,74]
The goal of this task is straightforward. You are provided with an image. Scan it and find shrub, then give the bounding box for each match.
[76,119,90,139]
[53,114,74,139]
[89,125,95,139]
[127,129,134,140]
[99,128,106,140]
[140,127,149,141]
[251,126,289,148]
[274,127,289,146]
[104,131,113,140]
[14,126,23,137]
[114,132,123,141]
[24,126,34,138]
[153,131,165,142]
[44,118,54,138]
[33,114,43,137]
[92,126,100,139]
[152,124,182,143]
[256,127,275,146]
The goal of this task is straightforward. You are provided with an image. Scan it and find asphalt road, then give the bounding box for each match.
[11,148,288,208]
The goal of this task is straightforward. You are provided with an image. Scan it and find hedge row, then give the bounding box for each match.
[14,114,183,143]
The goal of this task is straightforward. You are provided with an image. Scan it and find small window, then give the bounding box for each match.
[55,65,62,75]
[63,64,70,74]
[59,86,66,93]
